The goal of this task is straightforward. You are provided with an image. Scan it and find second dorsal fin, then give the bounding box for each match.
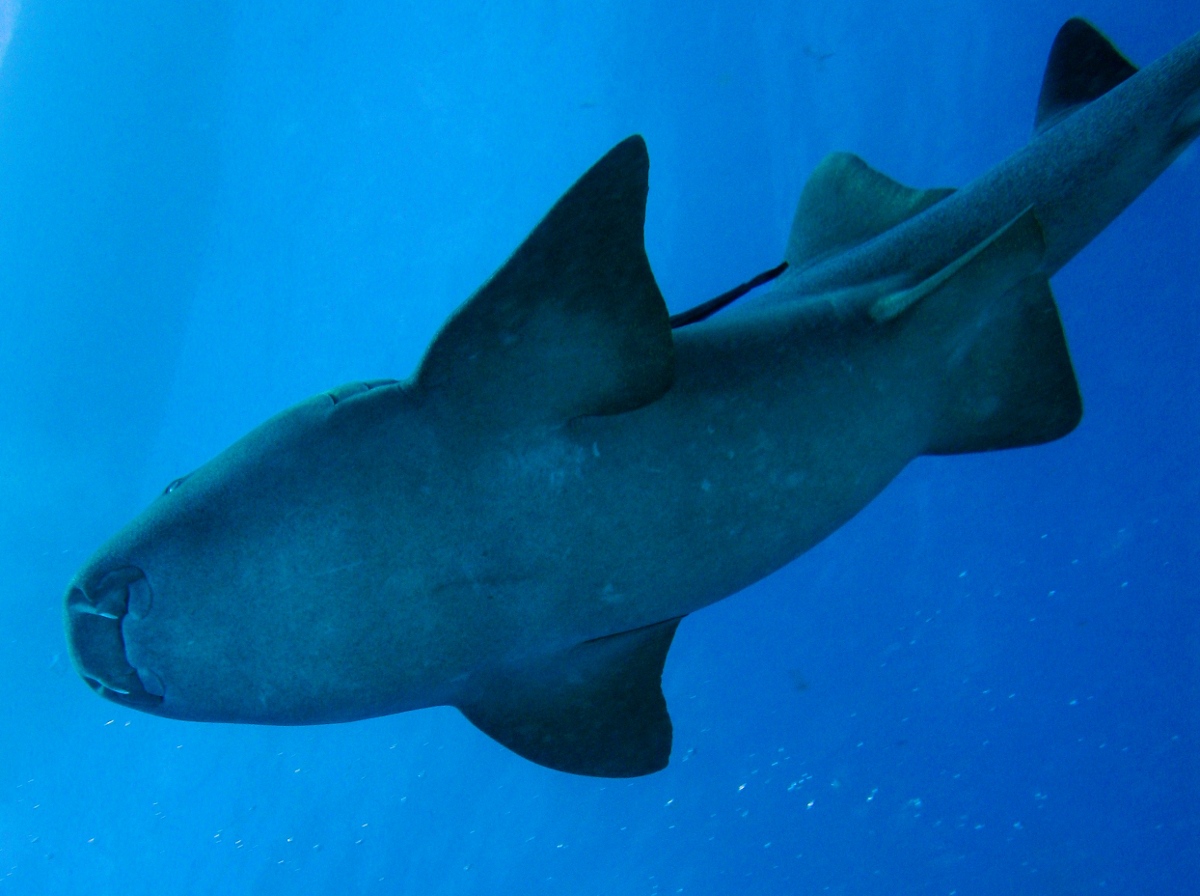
[784,153,954,270]
[1034,18,1138,134]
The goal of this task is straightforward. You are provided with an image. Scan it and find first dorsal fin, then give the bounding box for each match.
[785,153,954,271]
[1034,18,1138,134]
[415,136,674,433]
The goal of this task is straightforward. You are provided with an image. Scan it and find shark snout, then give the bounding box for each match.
[65,565,164,707]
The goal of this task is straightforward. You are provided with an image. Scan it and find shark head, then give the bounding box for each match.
[63,381,444,725]
[64,390,328,721]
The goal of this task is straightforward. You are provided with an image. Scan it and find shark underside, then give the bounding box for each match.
[65,19,1200,776]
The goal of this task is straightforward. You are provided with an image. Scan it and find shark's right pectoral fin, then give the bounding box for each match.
[457,618,681,777]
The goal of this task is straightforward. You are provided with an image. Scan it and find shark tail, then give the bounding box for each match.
[891,207,1083,455]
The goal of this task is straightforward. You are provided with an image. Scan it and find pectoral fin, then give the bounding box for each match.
[458,618,681,777]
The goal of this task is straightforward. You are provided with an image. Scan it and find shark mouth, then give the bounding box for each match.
[66,566,164,707]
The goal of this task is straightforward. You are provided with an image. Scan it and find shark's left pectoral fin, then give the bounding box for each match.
[415,136,674,433]
[458,618,681,777]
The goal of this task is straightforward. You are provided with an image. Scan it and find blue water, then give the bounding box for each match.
[2,1,1196,892]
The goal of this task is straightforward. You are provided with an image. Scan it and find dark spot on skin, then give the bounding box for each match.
[788,669,809,692]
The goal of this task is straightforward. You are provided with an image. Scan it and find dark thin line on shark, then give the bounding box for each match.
[668,261,789,328]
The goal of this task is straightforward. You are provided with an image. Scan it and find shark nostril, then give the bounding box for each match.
[68,610,140,695]
[93,584,127,619]
[67,587,90,613]
[70,567,150,620]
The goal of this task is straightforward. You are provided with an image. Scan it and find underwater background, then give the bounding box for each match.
[1,0,1196,892]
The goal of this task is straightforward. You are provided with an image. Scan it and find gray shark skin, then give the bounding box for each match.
[66,20,1200,777]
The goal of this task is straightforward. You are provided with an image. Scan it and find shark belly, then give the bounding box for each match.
[555,316,931,630]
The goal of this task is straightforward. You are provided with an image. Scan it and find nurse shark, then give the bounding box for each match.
[66,20,1200,776]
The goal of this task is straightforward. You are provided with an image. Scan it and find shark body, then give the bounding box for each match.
[66,20,1200,776]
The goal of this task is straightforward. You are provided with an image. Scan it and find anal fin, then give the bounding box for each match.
[458,618,681,777]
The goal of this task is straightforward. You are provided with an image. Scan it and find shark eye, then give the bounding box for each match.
[163,476,188,495]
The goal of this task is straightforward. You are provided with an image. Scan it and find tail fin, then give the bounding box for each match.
[897,208,1082,454]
